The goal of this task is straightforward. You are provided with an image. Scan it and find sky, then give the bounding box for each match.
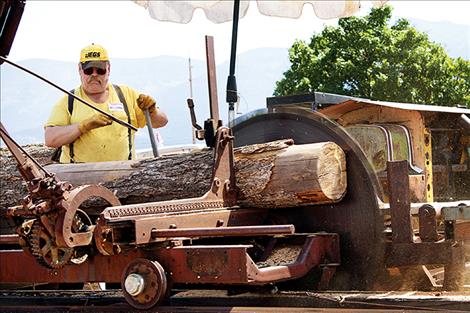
[7,1,470,65]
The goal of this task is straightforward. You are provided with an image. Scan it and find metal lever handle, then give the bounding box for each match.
[187,98,202,130]
[144,110,159,158]
[187,98,205,140]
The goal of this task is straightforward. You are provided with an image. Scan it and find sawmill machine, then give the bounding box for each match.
[2,62,470,309]
[1,93,469,310]
[1,1,469,310]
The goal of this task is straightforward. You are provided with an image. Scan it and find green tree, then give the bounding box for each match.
[274,6,470,107]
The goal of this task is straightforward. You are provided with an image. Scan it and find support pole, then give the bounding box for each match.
[226,0,240,127]
[387,160,413,243]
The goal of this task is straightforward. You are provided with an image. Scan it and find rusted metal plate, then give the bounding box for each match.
[0,250,145,283]
[0,246,250,285]
[133,208,267,244]
[150,225,295,239]
[454,221,470,240]
[385,241,465,267]
[442,205,470,220]
[168,245,249,284]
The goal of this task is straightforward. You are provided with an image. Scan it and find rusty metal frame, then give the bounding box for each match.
[0,234,339,286]
[93,126,239,251]
[1,122,122,251]
[385,160,466,291]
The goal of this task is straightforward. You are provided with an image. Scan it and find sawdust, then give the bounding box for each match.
[256,244,303,268]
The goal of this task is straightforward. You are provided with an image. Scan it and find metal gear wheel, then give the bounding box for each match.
[29,209,92,269]
[29,220,74,269]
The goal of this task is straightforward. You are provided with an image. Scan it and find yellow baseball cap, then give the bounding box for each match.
[80,43,109,69]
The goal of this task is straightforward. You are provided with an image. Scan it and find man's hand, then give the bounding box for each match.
[137,94,156,113]
[78,114,112,134]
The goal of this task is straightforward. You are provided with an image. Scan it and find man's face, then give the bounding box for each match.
[79,62,110,95]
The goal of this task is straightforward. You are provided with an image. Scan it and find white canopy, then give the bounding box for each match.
[134,0,389,24]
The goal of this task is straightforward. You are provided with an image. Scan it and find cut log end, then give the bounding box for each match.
[237,141,347,208]
[317,142,347,201]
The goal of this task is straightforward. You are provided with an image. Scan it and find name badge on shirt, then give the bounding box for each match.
[108,103,124,111]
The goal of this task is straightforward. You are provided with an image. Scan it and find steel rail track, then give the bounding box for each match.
[1,289,470,313]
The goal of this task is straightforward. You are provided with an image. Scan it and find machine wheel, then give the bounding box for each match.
[121,258,168,310]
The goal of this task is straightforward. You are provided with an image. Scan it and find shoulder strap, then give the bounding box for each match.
[66,86,132,162]
[68,90,74,115]
[68,89,75,163]
[113,84,132,160]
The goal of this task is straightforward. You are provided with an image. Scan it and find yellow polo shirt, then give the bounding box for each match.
[45,84,146,163]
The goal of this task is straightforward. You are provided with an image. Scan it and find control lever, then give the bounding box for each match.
[186,98,221,148]
[144,109,159,157]
[187,98,204,140]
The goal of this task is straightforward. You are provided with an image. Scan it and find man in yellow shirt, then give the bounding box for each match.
[44,44,168,163]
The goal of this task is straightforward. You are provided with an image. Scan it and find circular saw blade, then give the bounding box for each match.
[232,108,384,290]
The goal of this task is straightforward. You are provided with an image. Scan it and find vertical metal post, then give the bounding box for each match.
[205,36,220,125]
[443,213,466,291]
[226,0,240,127]
[188,57,195,144]
[387,160,413,243]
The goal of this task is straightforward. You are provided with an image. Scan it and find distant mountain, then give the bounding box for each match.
[1,19,467,149]
[407,18,469,59]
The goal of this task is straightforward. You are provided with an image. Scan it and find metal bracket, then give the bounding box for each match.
[209,126,237,206]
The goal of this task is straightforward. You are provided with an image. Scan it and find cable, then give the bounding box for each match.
[0,55,137,131]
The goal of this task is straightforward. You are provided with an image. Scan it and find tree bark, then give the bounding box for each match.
[1,145,57,209]
[0,140,346,209]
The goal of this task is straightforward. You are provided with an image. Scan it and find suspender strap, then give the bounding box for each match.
[113,84,133,160]
[67,85,132,162]
[68,89,75,163]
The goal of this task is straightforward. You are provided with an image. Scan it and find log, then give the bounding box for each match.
[235,140,346,208]
[0,144,57,209]
[0,140,346,210]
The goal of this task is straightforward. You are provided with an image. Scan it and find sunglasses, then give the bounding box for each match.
[83,67,107,75]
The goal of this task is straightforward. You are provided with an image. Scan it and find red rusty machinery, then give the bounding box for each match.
[0,123,343,309]
[1,109,469,310]
[0,2,468,310]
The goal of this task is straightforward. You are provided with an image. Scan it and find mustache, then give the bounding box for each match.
[87,77,102,83]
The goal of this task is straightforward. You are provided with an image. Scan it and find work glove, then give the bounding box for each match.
[78,114,112,134]
[137,94,156,113]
